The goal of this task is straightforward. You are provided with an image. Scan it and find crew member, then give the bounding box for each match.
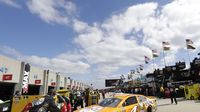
[44,89,60,112]
[170,87,178,104]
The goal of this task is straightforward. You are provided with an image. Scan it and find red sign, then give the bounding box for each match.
[35,80,41,84]
[51,82,56,86]
[2,74,12,81]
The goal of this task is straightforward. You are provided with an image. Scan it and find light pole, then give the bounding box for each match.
[91,84,93,90]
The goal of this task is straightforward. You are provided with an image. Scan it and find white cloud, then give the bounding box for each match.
[72,3,157,74]
[3,0,200,89]
[0,46,90,74]
[27,0,77,25]
[71,0,200,89]
[143,0,200,51]
[0,45,22,58]
[95,65,119,74]
[0,0,21,8]
[26,55,90,74]
[56,52,84,62]
[102,2,158,36]
[73,20,89,33]
[27,55,90,74]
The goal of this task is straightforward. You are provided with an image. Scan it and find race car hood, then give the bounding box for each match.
[76,105,116,112]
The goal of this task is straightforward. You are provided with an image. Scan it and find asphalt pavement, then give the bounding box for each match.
[157,98,200,112]
[100,93,200,112]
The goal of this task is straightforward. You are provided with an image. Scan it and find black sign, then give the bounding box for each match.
[22,63,31,94]
[176,62,186,69]
[105,79,120,87]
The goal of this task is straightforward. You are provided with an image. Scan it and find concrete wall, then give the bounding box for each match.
[0,55,89,95]
[0,55,22,83]
[48,71,57,87]
[29,66,44,85]
[66,77,70,88]
[59,75,65,88]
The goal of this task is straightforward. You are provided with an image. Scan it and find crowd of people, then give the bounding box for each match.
[11,84,193,112]
[104,85,180,105]
[10,88,104,112]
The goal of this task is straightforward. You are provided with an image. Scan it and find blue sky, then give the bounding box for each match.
[0,0,169,56]
[1,0,200,89]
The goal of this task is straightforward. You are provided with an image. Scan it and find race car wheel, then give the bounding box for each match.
[147,106,152,112]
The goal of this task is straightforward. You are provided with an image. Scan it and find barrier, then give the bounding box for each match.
[88,94,97,106]
[11,95,43,112]
[87,91,100,106]
[57,89,70,98]
[184,83,200,100]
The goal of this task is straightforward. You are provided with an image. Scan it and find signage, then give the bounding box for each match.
[34,75,38,79]
[51,82,56,86]
[0,67,8,73]
[2,74,12,80]
[105,79,120,87]
[35,80,41,84]
[22,64,30,94]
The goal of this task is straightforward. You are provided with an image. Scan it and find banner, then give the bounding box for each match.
[139,65,143,70]
[22,63,30,94]
[105,79,120,87]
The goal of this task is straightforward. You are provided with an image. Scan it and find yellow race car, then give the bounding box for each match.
[75,94,157,112]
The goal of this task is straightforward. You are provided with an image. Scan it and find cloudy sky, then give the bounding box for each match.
[1,0,200,89]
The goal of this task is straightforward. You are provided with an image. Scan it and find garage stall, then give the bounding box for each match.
[47,71,57,93]
[0,55,22,101]
[59,75,65,90]
[28,66,44,95]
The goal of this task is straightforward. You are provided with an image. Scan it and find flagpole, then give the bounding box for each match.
[187,47,191,64]
[163,50,167,67]
[152,58,156,70]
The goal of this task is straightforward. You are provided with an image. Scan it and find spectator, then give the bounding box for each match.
[84,88,90,107]
[170,87,178,104]
[145,88,149,96]
[102,90,105,99]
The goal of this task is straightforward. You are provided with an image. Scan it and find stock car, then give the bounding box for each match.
[75,94,157,112]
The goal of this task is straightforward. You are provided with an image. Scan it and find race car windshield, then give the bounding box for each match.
[99,98,121,107]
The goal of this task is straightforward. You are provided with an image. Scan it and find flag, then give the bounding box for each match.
[128,73,133,80]
[144,56,150,64]
[130,70,135,74]
[139,65,143,70]
[162,41,170,51]
[136,68,140,73]
[152,50,159,58]
[186,39,195,49]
